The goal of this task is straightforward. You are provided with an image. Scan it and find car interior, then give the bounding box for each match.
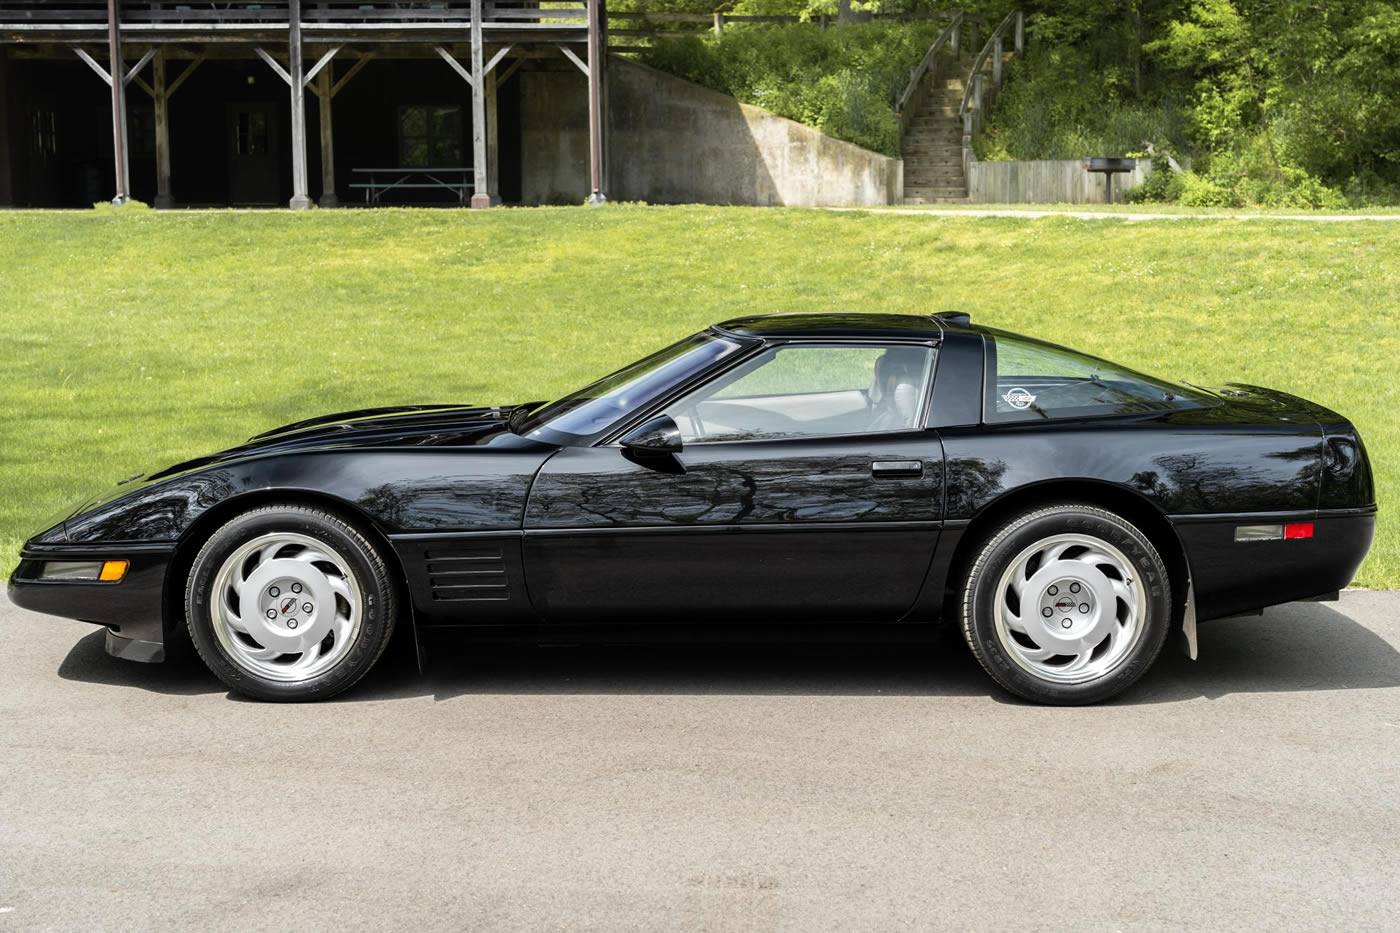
[667,345,932,443]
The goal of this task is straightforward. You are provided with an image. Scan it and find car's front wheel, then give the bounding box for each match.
[185,505,397,702]
[961,504,1171,705]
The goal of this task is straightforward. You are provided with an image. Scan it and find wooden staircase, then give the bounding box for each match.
[895,11,1025,206]
[901,67,970,204]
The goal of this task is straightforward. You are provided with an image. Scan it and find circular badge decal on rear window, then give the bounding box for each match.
[1003,387,1036,410]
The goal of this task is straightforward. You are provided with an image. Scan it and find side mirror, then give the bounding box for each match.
[620,414,682,455]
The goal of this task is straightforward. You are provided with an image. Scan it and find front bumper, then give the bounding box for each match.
[8,543,175,662]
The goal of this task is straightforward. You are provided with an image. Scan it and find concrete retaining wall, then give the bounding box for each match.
[520,69,592,205]
[519,56,898,207]
[967,158,1151,204]
[607,58,897,207]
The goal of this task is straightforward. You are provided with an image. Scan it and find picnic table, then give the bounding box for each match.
[349,167,475,205]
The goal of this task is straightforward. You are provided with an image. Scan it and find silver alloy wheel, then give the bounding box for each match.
[991,532,1146,684]
[209,532,363,683]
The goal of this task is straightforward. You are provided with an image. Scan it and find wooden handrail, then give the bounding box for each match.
[958,9,1021,123]
[895,12,962,119]
[957,9,1022,180]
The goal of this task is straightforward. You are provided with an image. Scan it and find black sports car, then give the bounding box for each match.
[9,313,1376,704]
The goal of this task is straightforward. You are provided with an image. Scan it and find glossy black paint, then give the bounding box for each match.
[718,312,944,341]
[1173,510,1374,619]
[8,543,171,645]
[621,414,684,454]
[523,433,942,621]
[10,312,1377,659]
[62,409,555,543]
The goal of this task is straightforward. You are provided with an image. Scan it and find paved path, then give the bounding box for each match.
[2,593,1398,931]
[826,207,1400,222]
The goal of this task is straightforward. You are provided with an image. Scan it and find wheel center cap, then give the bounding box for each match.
[280,596,298,615]
[1054,596,1075,613]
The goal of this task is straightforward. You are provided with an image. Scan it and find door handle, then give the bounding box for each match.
[870,459,924,477]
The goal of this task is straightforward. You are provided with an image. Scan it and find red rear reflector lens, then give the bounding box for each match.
[1284,523,1314,539]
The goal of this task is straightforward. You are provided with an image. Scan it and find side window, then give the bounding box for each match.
[986,331,1208,421]
[666,344,933,443]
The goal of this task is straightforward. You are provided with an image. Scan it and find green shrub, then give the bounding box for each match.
[1125,157,1184,204]
[1190,135,1348,209]
[1175,171,1236,208]
[976,51,1192,163]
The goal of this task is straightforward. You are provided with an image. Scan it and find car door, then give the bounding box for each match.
[521,342,945,622]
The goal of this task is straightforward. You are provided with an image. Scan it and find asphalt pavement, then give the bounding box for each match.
[2,592,1397,931]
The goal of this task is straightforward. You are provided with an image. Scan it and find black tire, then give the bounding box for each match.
[960,504,1171,705]
[184,505,397,702]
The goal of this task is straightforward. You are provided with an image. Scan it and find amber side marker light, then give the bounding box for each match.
[1235,523,1315,542]
[39,559,130,581]
[99,560,129,582]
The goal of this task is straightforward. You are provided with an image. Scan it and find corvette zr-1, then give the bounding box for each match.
[8,312,1376,704]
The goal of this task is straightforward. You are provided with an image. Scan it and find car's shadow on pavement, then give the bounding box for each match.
[1123,601,1400,705]
[57,601,1399,704]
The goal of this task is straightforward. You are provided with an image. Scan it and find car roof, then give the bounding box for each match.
[714,312,972,341]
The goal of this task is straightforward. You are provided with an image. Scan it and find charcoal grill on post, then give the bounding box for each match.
[1084,157,1136,204]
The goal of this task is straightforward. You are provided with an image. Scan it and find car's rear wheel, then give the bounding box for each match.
[185,505,396,702]
[961,504,1171,705]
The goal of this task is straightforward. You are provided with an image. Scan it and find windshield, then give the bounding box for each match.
[511,332,746,444]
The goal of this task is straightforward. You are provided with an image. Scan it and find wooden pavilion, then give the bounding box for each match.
[0,1,607,208]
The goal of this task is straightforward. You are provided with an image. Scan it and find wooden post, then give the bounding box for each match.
[993,36,1002,86]
[969,19,979,56]
[485,65,500,205]
[152,51,173,208]
[973,72,982,132]
[469,0,490,208]
[0,48,11,206]
[1015,11,1024,56]
[950,21,959,55]
[586,0,605,204]
[713,12,723,36]
[106,0,130,204]
[317,67,337,207]
[288,0,311,210]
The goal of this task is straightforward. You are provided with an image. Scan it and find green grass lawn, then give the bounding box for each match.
[2,205,1396,587]
[866,203,1400,216]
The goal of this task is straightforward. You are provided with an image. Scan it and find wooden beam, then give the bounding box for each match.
[434,45,473,88]
[253,46,292,86]
[330,52,373,97]
[485,65,498,203]
[74,47,113,86]
[496,56,524,88]
[153,51,173,208]
[317,66,337,207]
[123,47,157,86]
[288,0,311,209]
[0,49,11,207]
[130,74,155,98]
[165,55,204,98]
[106,0,130,204]
[556,43,588,78]
[469,0,490,207]
[303,44,341,87]
[483,44,513,76]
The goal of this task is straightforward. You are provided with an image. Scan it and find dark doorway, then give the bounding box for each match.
[228,102,278,205]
